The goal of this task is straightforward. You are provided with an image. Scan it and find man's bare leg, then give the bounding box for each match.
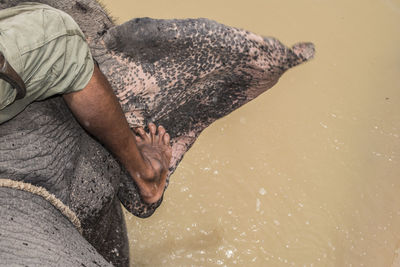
[63,65,171,204]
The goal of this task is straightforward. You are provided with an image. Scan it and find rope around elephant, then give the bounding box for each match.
[0,178,82,234]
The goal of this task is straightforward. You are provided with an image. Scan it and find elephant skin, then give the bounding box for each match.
[0,186,112,266]
[0,0,315,266]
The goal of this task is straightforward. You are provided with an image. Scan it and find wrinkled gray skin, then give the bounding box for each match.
[0,186,112,266]
[0,0,315,266]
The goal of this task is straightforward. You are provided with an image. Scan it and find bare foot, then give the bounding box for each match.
[131,123,172,204]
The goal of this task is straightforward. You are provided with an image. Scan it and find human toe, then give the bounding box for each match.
[163,132,170,146]
[148,123,157,135]
[134,127,147,140]
[148,123,157,142]
[158,126,166,144]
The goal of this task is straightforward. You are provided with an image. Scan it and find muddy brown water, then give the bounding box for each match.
[100,0,400,266]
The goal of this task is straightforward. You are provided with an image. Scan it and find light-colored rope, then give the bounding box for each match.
[0,178,82,234]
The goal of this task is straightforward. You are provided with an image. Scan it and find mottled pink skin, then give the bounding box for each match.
[103,51,196,174]
[96,22,314,184]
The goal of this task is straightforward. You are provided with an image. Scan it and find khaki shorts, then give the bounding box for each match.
[0,3,94,123]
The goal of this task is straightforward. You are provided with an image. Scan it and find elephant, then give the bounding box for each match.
[0,0,315,266]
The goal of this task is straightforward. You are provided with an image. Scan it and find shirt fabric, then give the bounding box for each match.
[0,2,94,123]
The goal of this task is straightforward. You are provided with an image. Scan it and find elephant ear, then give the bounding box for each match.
[104,18,315,216]
[103,17,315,67]
[117,169,163,218]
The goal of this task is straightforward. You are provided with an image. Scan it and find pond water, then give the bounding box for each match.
[100,0,400,266]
